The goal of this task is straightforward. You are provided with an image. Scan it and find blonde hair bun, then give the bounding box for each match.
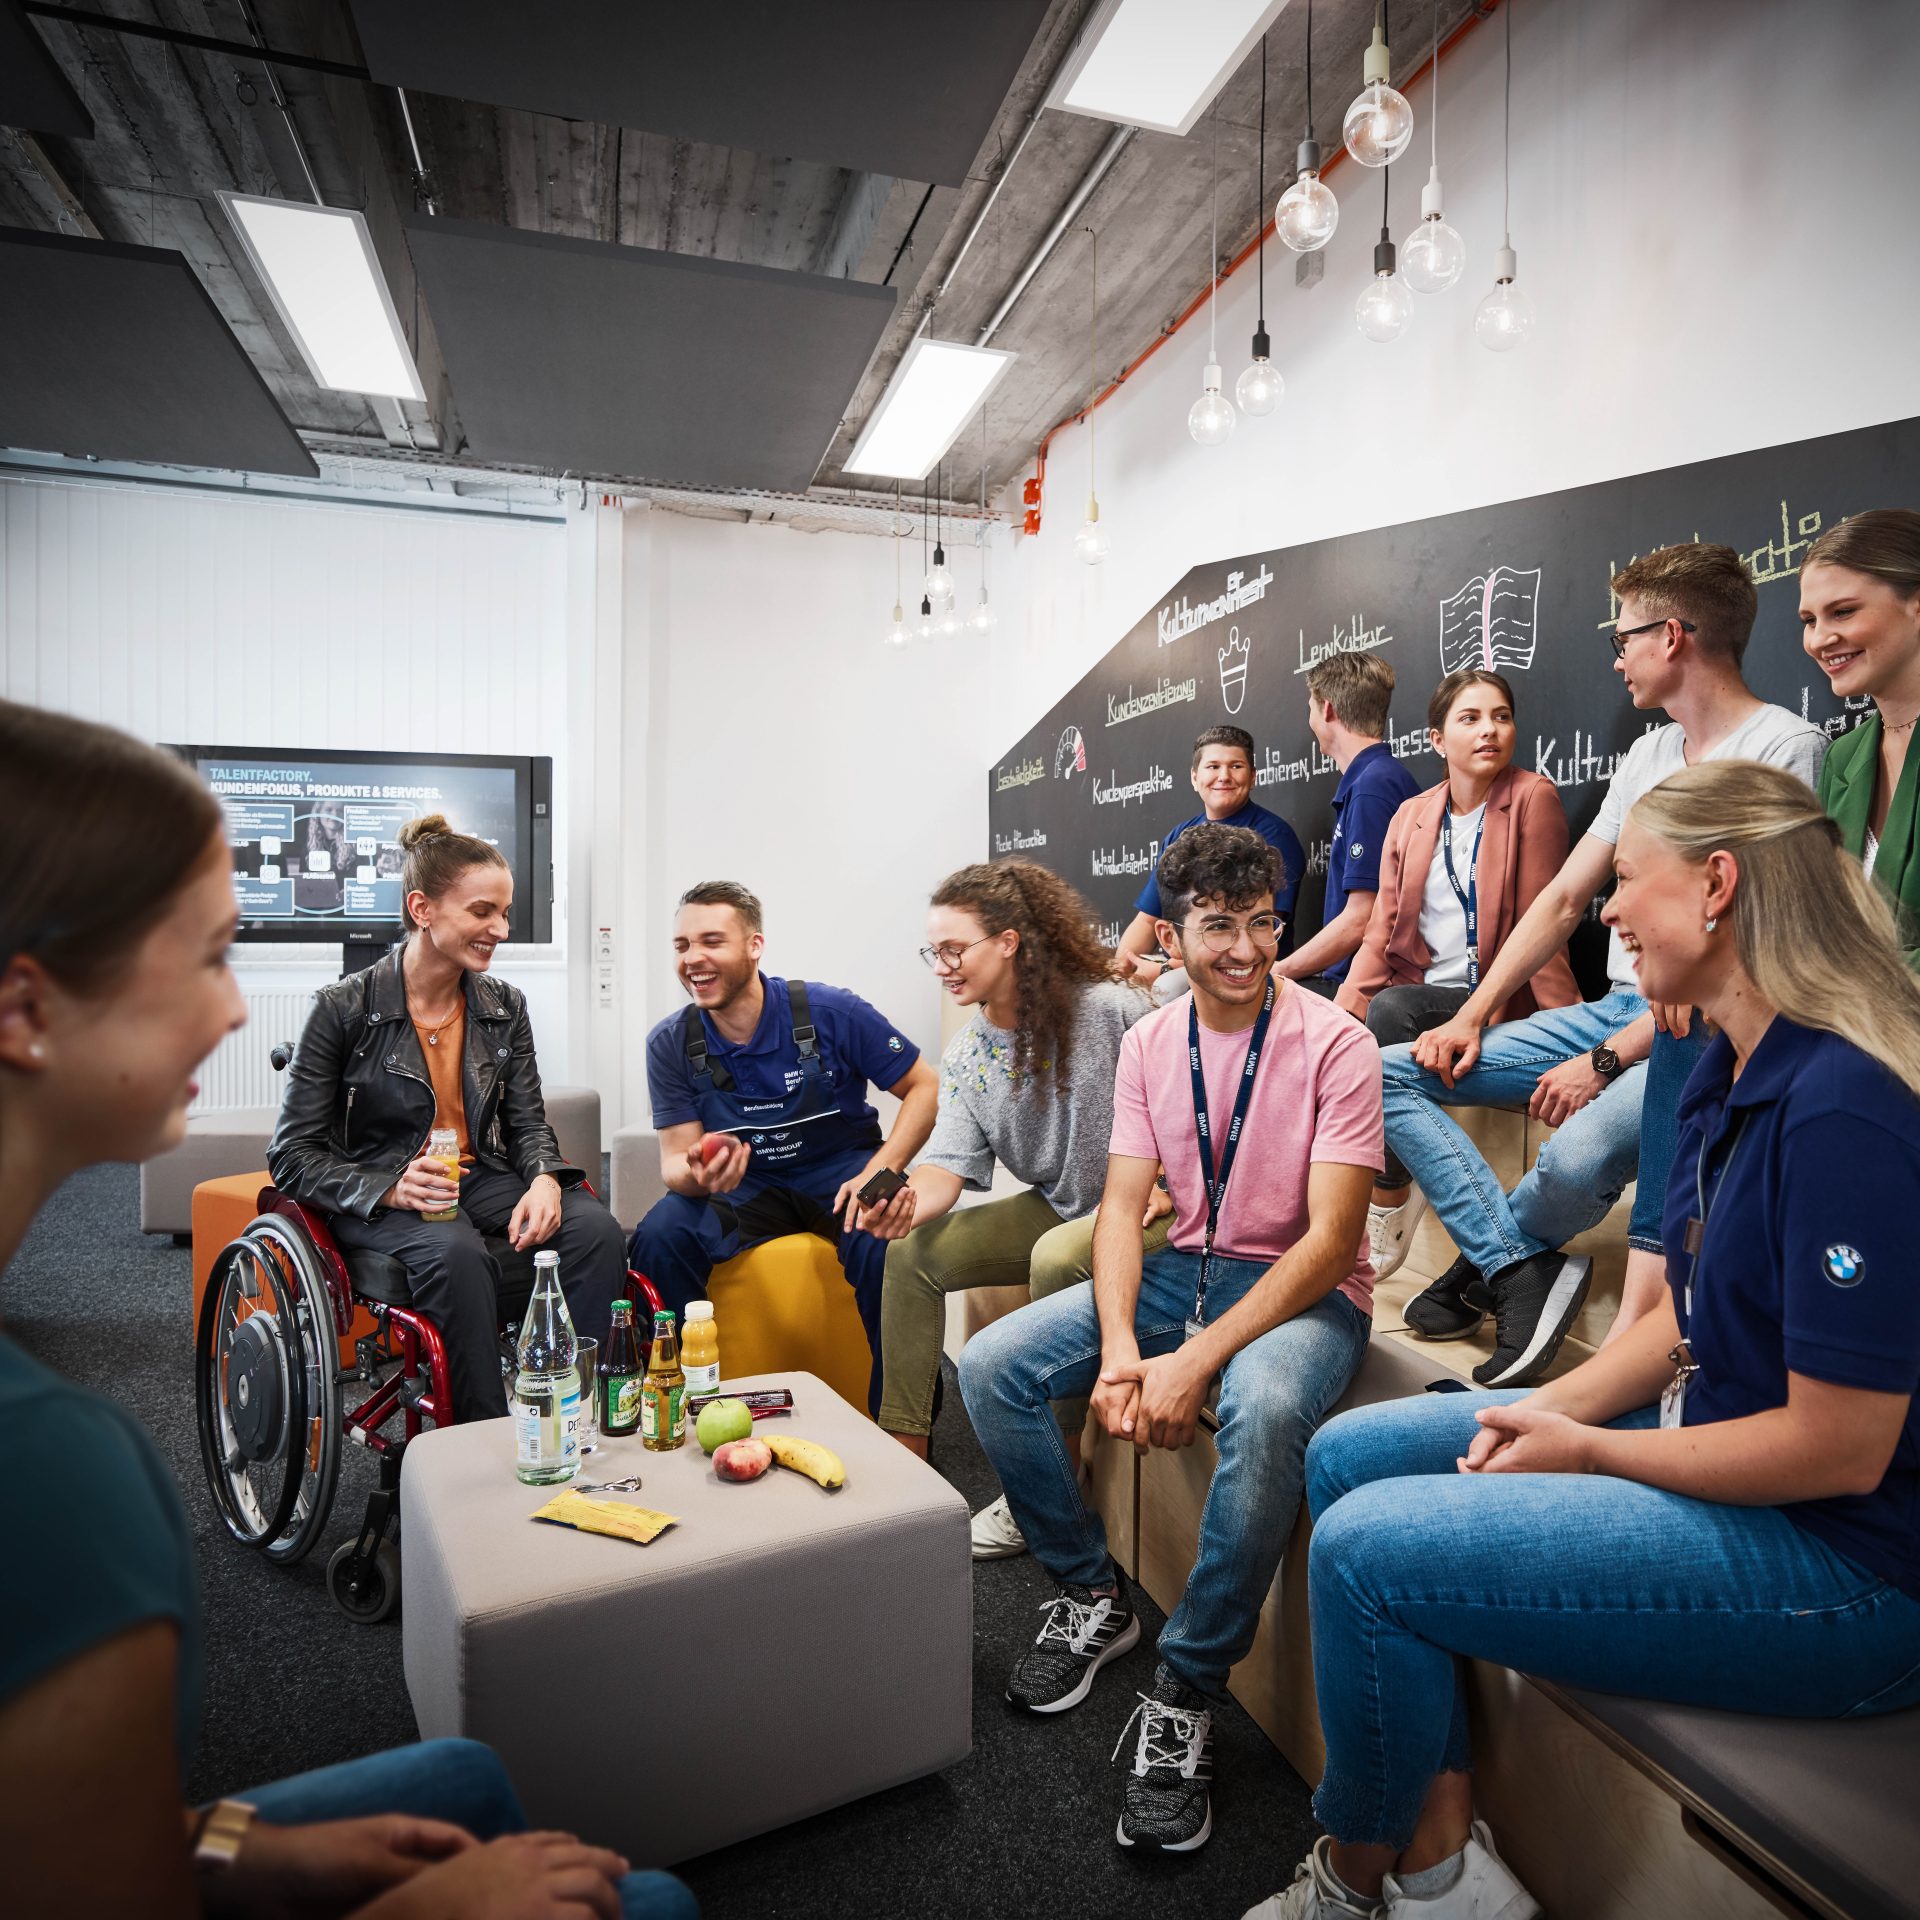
[398,813,454,851]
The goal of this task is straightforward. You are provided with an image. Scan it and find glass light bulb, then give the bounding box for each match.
[915,601,937,641]
[1188,363,1236,446]
[937,603,964,639]
[968,595,997,636]
[1276,171,1338,252]
[1355,269,1413,343]
[1475,278,1536,351]
[924,559,954,603]
[1235,355,1284,416]
[1343,81,1415,167]
[1074,517,1109,566]
[883,616,908,649]
[1402,216,1467,294]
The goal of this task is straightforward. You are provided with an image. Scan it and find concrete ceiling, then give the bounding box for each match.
[0,0,1486,515]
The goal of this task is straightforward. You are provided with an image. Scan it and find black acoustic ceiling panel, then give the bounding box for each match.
[1,2,92,137]
[352,0,1050,186]
[0,228,317,476]
[405,216,896,492]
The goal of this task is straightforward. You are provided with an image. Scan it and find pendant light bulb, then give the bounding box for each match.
[1343,20,1414,168]
[969,591,998,636]
[1355,252,1413,341]
[924,543,953,604]
[1475,245,1534,351]
[1075,496,1108,567]
[1403,168,1466,293]
[1277,140,1338,252]
[885,602,908,649]
[1188,362,1237,444]
[884,488,908,648]
[1236,329,1284,416]
[915,593,936,642]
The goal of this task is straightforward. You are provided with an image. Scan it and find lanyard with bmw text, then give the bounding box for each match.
[1662,1108,1754,1428]
[1440,807,1485,987]
[1188,975,1276,1336]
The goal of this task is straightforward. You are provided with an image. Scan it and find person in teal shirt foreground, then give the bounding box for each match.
[0,698,695,1920]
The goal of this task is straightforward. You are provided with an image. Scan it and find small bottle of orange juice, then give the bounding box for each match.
[681,1300,720,1398]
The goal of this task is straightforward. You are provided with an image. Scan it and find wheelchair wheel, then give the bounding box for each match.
[327,1537,400,1624]
[195,1217,343,1563]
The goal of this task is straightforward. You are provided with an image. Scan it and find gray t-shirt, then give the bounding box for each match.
[1589,702,1827,987]
[924,977,1152,1220]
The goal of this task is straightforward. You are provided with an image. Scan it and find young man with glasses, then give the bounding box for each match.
[1373,543,1825,1389]
[960,824,1380,1854]
[627,880,938,1416]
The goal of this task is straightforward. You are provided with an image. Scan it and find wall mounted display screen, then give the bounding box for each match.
[166,746,554,945]
[987,417,1918,984]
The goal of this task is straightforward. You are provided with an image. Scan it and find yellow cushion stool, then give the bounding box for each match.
[704,1232,873,1415]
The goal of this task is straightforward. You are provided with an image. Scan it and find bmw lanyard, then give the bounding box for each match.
[1186,976,1276,1339]
[1440,806,1485,988]
[1662,1107,1754,1429]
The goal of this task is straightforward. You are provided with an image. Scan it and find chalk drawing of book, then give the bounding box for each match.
[1439,565,1542,674]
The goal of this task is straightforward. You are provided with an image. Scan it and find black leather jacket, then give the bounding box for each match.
[266,949,582,1221]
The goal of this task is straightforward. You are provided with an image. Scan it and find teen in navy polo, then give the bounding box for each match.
[629,881,938,1414]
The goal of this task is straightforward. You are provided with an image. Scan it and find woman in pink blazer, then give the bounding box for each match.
[1338,668,1578,1202]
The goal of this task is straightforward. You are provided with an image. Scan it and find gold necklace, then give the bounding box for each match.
[410,999,462,1047]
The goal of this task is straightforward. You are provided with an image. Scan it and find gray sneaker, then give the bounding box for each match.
[969,1493,1028,1560]
[1113,1663,1215,1852]
[1006,1574,1140,1714]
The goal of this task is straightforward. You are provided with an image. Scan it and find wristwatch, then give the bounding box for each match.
[1590,1044,1622,1081]
[192,1799,256,1871]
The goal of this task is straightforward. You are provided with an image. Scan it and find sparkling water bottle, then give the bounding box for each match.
[511,1250,581,1485]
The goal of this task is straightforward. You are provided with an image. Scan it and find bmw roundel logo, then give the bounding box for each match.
[1351,843,1364,859]
[1823,1244,1865,1287]
[888,1035,903,1051]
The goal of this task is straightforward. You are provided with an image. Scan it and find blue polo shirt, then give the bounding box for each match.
[1663,1017,1920,1597]
[1134,801,1307,944]
[1323,742,1422,982]
[645,976,920,1194]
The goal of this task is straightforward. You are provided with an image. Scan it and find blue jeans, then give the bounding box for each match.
[1626,1018,1713,1252]
[1380,988,1648,1276]
[959,1249,1370,1696]
[238,1737,697,1919]
[1303,1395,1920,1847]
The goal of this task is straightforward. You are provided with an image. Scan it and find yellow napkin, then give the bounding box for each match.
[531,1487,678,1545]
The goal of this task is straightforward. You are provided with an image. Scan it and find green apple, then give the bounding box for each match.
[695,1397,753,1455]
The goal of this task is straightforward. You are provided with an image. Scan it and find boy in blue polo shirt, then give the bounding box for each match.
[1115,725,1308,986]
[628,881,938,1414]
[1277,652,1421,995]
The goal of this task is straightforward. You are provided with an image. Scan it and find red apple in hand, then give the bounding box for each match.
[698,1132,733,1165]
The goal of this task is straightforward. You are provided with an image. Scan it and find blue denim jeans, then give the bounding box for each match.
[959,1249,1370,1696]
[1380,988,1648,1276]
[1626,1018,1713,1252]
[238,1737,697,1919]
[1303,1394,1920,1847]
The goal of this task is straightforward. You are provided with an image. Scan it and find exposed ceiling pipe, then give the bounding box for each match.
[21,2,370,79]
[395,87,438,215]
[976,123,1133,347]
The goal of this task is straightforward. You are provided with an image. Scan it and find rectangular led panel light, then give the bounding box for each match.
[1051,0,1293,137]
[219,193,426,401]
[844,336,1015,482]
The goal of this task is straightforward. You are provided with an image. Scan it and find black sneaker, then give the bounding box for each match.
[1472,1251,1592,1387]
[1006,1573,1141,1714]
[1404,1253,1490,1340]
[1114,1663,1214,1852]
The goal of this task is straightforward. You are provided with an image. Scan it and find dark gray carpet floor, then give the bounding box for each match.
[7,1163,1317,1917]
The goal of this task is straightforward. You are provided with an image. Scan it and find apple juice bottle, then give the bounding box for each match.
[641,1309,686,1452]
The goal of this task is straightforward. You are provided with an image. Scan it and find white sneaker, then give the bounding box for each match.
[1368,1190,1428,1280]
[969,1494,1028,1560]
[1383,1821,1540,1919]
[1243,1837,1381,1919]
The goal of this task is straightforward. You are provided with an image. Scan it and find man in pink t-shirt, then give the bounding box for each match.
[959,824,1381,1856]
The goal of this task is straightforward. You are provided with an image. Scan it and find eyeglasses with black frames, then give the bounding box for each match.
[919,934,998,972]
[1609,616,1696,660]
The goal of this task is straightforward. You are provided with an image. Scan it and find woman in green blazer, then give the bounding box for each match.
[1802,509,1920,964]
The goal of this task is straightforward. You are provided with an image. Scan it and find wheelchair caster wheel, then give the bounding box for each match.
[327,1537,400,1624]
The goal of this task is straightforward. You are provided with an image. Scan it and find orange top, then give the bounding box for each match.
[416,1004,474,1171]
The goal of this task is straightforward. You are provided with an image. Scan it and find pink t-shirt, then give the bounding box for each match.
[1109,981,1383,1316]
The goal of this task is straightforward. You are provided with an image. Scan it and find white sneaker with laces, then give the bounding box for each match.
[1242,1838,1382,1919]
[1367,1190,1428,1280]
[1382,1821,1540,1919]
[969,1493,1028,1560]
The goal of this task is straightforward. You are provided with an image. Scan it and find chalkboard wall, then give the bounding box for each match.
[986,416,1919,968]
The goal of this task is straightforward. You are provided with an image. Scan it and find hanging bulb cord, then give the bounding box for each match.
[1256,35,1267,327]
[1304,0,1313,139]
[1430,0,1439,171]
[1208,116,1220,358]
[1502,0,1512,247]
[1087,227,1099,502]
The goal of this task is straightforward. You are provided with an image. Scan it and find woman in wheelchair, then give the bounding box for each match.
[267,814,626,1423]
[0,703,691,1916]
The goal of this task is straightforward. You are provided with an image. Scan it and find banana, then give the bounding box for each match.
[764,1433,846,1490]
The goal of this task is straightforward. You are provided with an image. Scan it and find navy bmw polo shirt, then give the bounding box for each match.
[1323,742,1422,982]
[1135,800,1307,950]
[1663,1016,1920,1597]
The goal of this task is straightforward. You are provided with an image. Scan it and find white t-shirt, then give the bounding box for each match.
[1590,703,1828,987]
[1420,802,1486,988]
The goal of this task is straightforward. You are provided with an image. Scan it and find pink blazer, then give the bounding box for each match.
[1336,765,1580,1025]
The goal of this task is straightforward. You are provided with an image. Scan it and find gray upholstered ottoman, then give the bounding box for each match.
[541,1083,602,1188]
[609,1123,666,1228]
[401,1369,970,1865]
[140,1106,281,1236]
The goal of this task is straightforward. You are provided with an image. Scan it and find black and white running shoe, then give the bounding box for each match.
[1473,1251,1592,1387]
[1114,1664,1214,1851]
[1404,1252,1490,1340]
[1006,1573,1140,1714]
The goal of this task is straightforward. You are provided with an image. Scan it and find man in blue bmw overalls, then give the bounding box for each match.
[628,880,937,1413]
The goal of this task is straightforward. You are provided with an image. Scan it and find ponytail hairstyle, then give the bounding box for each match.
[929,859,1124,1090]
[1,699,224,996]
[397,814,509,930]
[1628,761,1920,1099]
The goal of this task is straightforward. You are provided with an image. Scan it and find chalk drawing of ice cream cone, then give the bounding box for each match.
[1218,627,1250,714]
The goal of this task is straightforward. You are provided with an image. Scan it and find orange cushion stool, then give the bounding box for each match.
[703,1233,872,1415]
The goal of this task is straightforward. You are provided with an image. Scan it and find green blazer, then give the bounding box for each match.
[1820,713,1920,967]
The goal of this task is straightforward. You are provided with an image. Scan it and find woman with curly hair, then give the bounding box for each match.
[873,859,1168,1553]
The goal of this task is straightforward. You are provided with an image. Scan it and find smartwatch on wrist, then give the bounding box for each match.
[192,1799,256,1871]
[1590,1044,1622,1081]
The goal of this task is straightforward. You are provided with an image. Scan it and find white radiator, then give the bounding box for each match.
[191,989,317,1114]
